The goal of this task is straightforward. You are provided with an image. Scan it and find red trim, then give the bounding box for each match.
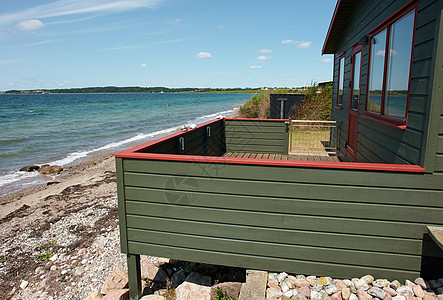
[115,152,424,173]
[322,0,343,55]
[225,118,289,122]
[361,114,407,130]
[115,118,424,173]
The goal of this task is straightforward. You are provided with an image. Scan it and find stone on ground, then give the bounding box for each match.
[101,269,129,295]
[239,270,267,300]
[141,260,167,283]
[210,282,242,299]
[102,289,129,300]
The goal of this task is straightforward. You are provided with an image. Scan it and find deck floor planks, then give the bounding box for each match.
[225,152,340,162]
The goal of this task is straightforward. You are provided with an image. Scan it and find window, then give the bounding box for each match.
[337,55,345,107]
[366,7,415,125]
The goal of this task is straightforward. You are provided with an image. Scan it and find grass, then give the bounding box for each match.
[212,288,236,300]
[289,126,333,153]
[36,253,52,261]
[1,256,7,263]
[35,240,57,261]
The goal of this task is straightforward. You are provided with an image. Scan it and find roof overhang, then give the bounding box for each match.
[322,0,359,54]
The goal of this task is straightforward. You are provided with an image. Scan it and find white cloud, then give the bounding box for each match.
[376,49,400,56]
[139,63,148,67]
[195,52,212,58]
[320,58,333,63]
[15,19,45,31]
[281,40,312,48]
[250,65,263,69]
[0,0,165,26]
[257,56,271,60]
[218,25,224,30]
[166,18,181,24]
[259,49,272,53]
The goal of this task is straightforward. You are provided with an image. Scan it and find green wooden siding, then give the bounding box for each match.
[137,119,225,156]
[225,119,288,154]
[331,0,441,166]
[119,158,443,281]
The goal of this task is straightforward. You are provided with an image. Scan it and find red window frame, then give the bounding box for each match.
[335,53,345,109]
[364,0,417,129]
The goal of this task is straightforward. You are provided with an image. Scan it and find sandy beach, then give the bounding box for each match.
[0,151,126,299]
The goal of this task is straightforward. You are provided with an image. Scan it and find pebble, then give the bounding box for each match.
[20,280,29,289]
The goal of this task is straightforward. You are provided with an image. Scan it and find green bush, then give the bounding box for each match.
[290,82,332,120]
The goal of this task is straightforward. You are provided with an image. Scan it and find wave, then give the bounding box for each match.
[0,107,236,195]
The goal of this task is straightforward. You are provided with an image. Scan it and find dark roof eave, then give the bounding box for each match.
[322,0,356,55]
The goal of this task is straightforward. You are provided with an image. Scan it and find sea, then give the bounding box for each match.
[0,92,253,197]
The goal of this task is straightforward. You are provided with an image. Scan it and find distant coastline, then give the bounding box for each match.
[0,86,268,95]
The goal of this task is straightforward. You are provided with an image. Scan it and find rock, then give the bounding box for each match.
[414,278,428,290]
[412,285,425,298]
[397,287,414,297]
[268,279,281,290]
[20,280,29,289]
[361,276,375,285]
[267,287,283,299]
[355,279,370,291]
[176,281,211,300]
[350,294,358,300]
[20,165,40,172]
[326,284,339,295]
[314,283,326,292]
[141,280,153,296]
[101,269,128,295]
[50,265,57,272]
[102,289,129,300]
[368,287,386,299]
[391,281,402,290]
[141,261,167,283]
[307,276,317,286]
[294,294,308,300]
[385,293,392,300]
[342,287,351,300]
[318,277,334,286]
[312,290,331,300]
[335,280,348,290]
[423,295,438,300]
[281,280,291,293]
[429,280,441,290]
[171,269,186,288]
[332,291,343,300]
[140,296,166,300]
[283,289,296,298]
[392,296,406,300]
[185,272,211,286]
[35,266,45,274]
[278,272,289,283]
[285,276,297,289]
[373,280,391,288]
[85,291,103,300]
[210,282,242,299]
[78,248,87,255]
[269,273,278,281]
[405,295,418,300]
[438,287,443,295]
[296,278,313,288]
[384,287,398,296]
[437,295,443,300]
[299,286,311,298]
[239,270,267,300]
[39,165,63,174]
[405,281,415,288]
[357,288,372,300]
[343,280,353,287]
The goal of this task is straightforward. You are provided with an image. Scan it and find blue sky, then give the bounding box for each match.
[0,0,336,90]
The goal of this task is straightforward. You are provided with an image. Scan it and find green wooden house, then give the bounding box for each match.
[115,0,443,298]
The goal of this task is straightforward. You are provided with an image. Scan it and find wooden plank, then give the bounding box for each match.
[127,241,419,281]
[226,144,283,154]
[125,187,443,224]
[127,229,419,270]
[224,132,285,140]
[225,120,286,128]
[269,154,276,160]
[262,153,270,159]
[125,201,430,239]
[226,138,285,146]
[126,215,422,255]
[122,159,442,191]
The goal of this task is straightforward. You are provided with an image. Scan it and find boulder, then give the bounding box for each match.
[39,165,63,174]
[19,165,40,172]
[184,272,211,286]
[175,281,211,300]
[141,261,167,283]
[85,291,104,300]
[102,289,129,300]
[101,269,128,295]
[210,282,242,299]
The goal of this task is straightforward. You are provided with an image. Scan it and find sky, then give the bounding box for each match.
[0,0,337,91]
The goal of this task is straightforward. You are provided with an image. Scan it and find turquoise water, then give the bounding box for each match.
[0,93,252,196]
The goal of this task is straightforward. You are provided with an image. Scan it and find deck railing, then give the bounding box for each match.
[289,120,337,155]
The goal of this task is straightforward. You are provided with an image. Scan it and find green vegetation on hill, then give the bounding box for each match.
[2,86,265,94]
[237,84,332,120]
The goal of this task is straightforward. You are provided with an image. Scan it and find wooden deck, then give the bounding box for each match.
[223,152,340,162]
